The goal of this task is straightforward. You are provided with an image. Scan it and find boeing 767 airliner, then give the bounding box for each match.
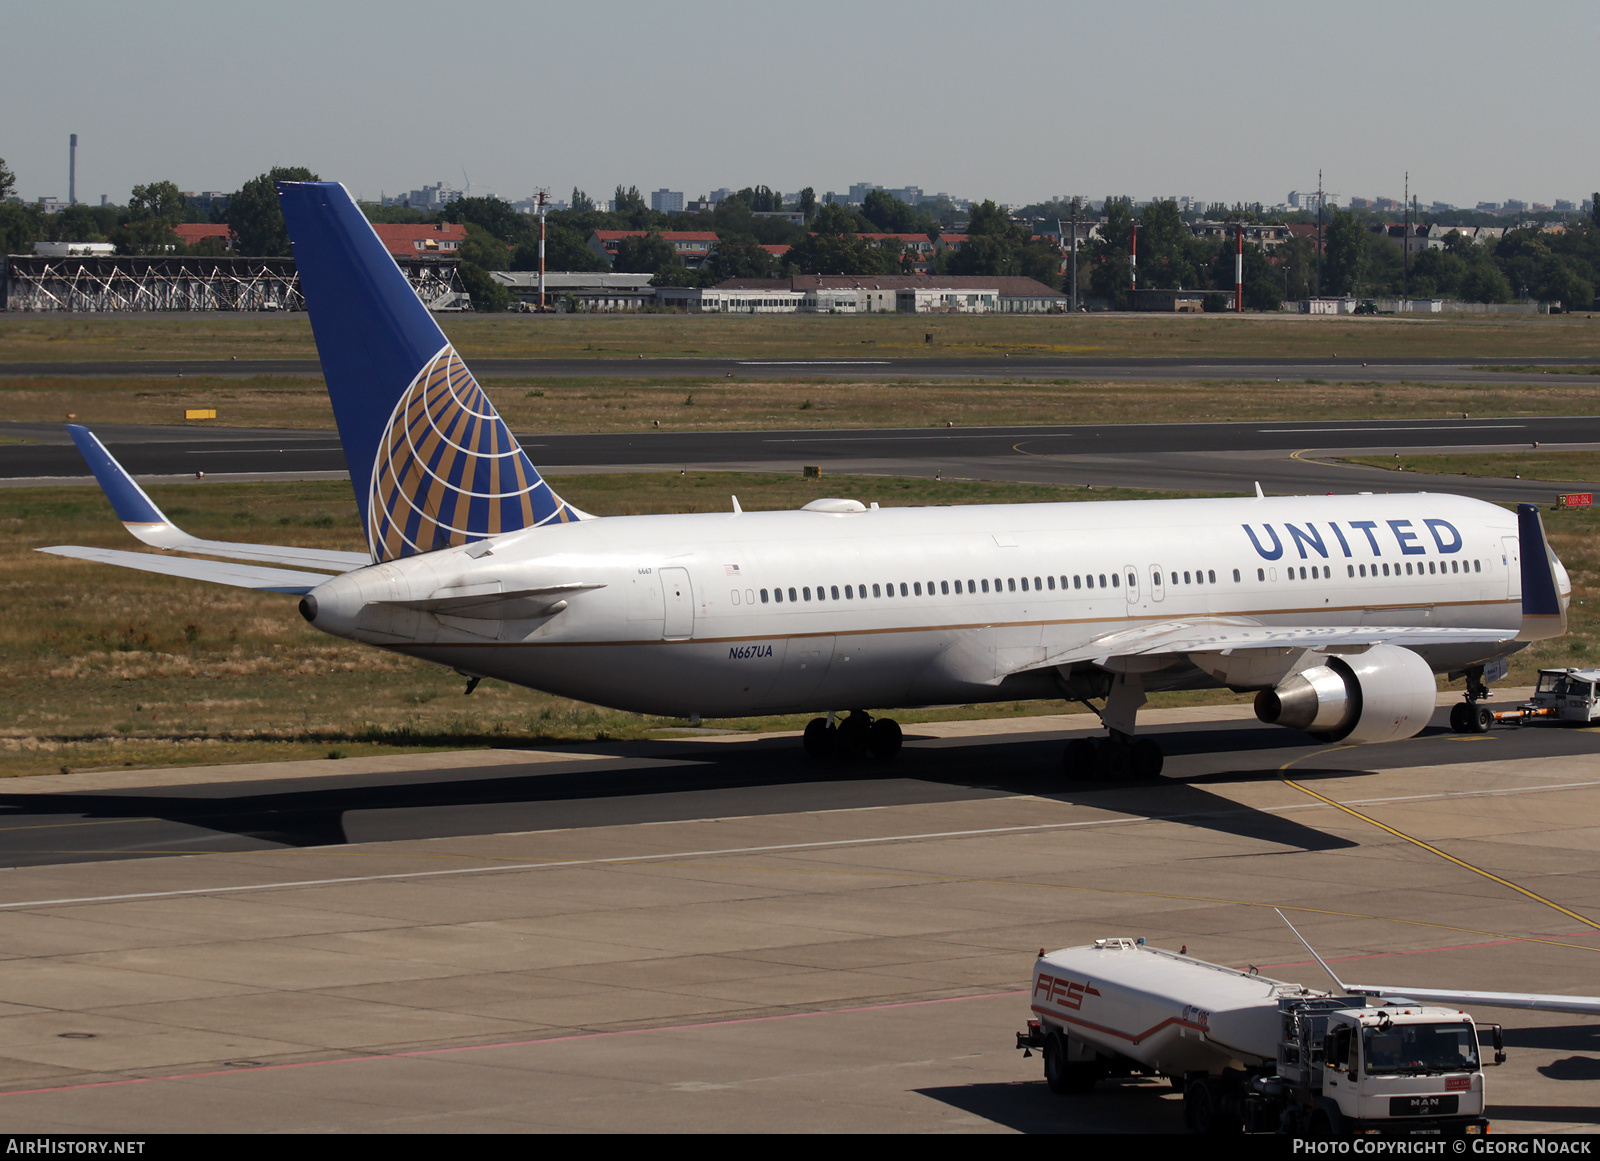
[41,182,1571,778]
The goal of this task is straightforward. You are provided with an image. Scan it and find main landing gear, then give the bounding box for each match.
[1060,670,1165,780]
[1449,667,1494,734]
[1062,733,1164,780]
[804,710,903,762]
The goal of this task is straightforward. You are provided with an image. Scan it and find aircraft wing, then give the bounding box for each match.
[63,424,370,573]
[38,545,330,594]
[1028,617,1516,674]
[1342,983,1600,1016]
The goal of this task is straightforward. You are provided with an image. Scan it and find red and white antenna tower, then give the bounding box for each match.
[1235,222,1244,312]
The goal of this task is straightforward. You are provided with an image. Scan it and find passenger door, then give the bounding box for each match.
[1501,536,1521,601]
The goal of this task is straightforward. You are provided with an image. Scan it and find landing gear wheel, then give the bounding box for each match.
[1129,738,1164,779]
[1450,703,1472,733]
[1473,705,1493,733]
[803,717,836,760]
[1062,738,1096,779]
[836,712,871,756]
[1092,739,1129,780]
[867,717,902,761]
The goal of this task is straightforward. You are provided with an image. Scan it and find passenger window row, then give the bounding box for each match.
[1253,559,1482,582]
[728,557,1485,607]
[1348,559,1480,579]
[751,572,1131,605]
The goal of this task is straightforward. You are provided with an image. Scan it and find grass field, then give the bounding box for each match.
[1475,365,1600,375]
[5,374,1599,434]
[3,472,1593,779]
[4,310,1600,363]
[1343,451,1600,483]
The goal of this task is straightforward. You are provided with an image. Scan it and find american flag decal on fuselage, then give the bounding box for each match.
[368,344,581,561]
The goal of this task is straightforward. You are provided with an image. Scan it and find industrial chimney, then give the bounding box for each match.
[69,134,77,206]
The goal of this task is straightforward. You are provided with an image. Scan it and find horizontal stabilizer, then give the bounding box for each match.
[1344,983,1600,1016]
[38,545,330,594]
[66,424,369,573]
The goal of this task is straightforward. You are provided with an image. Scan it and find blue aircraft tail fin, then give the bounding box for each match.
[276,181,585,562]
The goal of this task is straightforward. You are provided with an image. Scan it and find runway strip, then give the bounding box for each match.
[2,416,1594,504]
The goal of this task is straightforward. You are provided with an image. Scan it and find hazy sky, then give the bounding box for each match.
[4,0,1595,209]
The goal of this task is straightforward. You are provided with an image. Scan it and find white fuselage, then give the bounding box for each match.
[305,492,1537,719]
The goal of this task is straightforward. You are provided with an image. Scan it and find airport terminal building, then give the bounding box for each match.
[658,274,1066,314]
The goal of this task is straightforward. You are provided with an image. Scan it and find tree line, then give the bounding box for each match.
[0,163,319,258]
[1316,206,1597,305]
[3,157,1595,311]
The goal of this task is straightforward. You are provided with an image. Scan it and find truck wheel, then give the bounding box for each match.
[1306,1109,1335,1139]
[1043,1032,1070,1094]
[1185,1079,1239,1134]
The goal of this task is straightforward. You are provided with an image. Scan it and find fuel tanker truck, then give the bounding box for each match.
[1016,936,1504,1136]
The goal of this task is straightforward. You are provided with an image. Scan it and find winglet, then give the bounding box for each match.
[1517,503,1566,642]
[66,424,188,549]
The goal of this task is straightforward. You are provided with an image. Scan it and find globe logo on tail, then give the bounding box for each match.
[368,345,580,561]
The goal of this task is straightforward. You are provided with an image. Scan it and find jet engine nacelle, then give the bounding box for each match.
[1253,644,1437,744]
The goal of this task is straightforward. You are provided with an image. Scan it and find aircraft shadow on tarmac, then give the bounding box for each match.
[0,725,1386,864]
